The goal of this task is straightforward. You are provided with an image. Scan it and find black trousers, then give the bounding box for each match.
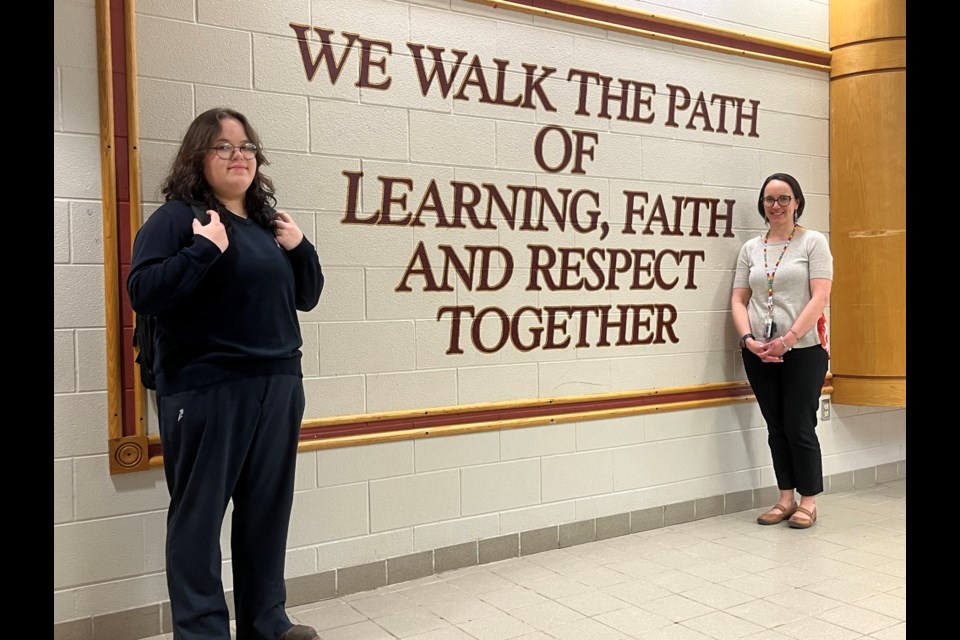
[158,374,305,640]
[742,345,828,497]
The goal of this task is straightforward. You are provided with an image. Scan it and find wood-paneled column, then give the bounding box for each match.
[829,0,906,407]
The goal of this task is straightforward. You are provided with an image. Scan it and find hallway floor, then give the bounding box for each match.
[143,479,906,639]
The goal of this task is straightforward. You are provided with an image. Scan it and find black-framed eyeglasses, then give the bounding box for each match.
[210,142,258,160]
[761,195,794,207]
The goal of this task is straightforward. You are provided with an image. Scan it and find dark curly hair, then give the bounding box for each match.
[161,107,277,229]
[756,172,805,222]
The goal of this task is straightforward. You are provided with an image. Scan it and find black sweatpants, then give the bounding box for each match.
[742,345,829,497]
[158,374,306,640]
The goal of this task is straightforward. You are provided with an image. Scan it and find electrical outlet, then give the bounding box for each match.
[820,398,831,421]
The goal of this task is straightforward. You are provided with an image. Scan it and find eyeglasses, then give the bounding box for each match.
[761,195,794,207]
[210,142,258,160]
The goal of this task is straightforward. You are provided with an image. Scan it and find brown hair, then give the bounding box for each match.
[756,172,806,223]
[161,107,277,229]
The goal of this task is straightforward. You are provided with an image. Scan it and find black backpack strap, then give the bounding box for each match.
[188,202,211,224]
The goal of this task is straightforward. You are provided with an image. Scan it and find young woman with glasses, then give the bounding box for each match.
[731,173,832,530]
[128,108,324,640]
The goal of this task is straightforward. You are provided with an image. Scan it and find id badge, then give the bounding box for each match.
[763,316,777,339]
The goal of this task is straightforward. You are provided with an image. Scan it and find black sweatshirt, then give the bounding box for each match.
[127,200,324,396]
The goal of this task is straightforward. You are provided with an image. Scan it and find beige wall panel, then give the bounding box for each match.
[612,429,769,492]
[54,330,76,394]
[823,446,901,478]
[818,412,885,454]
[575,414,645,451]
[299,267,365,322]
[138,140,179,203]
[286,548,318,578]
[199,0,310,36]
[310,99,409,160]
[54,392,108,457]
[541,450,614,502]
[76,329,107,391]
[54,135,102,200]
[640,137,704,183]
[300,322,320,377]
[54,265,105,328]
[137,16,252,87]
[310,0,412,46]
[321,212,417,269]
[500,422,577,461]
[608,351,732,391]
[138,0,194,20]
[54,516,146,588]
[457,363,540,404]
[462,459,542,516]
[54,459,74,524]
[413,512,501,551]
[497,18,576,70]
[193,87,311,153]
[645,404,760,442]
[54,200,70,263]
[267,152,361,211]
[572,309,706,362]
[69,201,104,264]
[410,110,498,167]
[370,470,461,532]
[704,309,738,353]
[411,4,500,60]
[54,2,97,69]
[74,457,168,519]
[880,409,906,445]
[57,574,170,624]
[54,68,63,131]
[61,68,100,134]
[415,431,500,472]
[538,358,611,396]
[316,440,414,487]
[499,501,578,533]
[288,482,370,547]
[302,374,366,418]
[295,450,318,491]
[757,111,829,159]
[366,267,459,321]
[366,369,459,412]
[137,79,194,142]
[253,34,361,101]
[319,529,415,573]
[702,145,761,189]
[141,511,167,573]
[319,321,416,375]
[415,318,503,369]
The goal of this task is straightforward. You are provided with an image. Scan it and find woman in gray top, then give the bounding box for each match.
[731,173,832,529]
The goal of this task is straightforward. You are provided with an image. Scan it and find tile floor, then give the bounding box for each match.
[143,479,906,639]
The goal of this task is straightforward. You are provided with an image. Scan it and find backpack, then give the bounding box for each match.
[132,203,208,390]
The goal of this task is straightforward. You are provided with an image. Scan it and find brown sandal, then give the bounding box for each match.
[788,506,817,529]
[757,502,797,525]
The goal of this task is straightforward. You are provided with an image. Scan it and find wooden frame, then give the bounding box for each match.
[99,0,833,474]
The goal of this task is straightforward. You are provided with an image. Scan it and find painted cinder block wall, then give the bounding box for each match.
[53,0,905,629]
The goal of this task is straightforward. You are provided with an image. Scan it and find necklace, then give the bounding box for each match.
[762,225,796,328]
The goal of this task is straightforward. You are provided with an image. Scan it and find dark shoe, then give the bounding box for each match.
[279,624,320,640]
[788,506,817,529]
[756,502,797,525]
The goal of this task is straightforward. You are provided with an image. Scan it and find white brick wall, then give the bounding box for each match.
[54,0,907,627]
